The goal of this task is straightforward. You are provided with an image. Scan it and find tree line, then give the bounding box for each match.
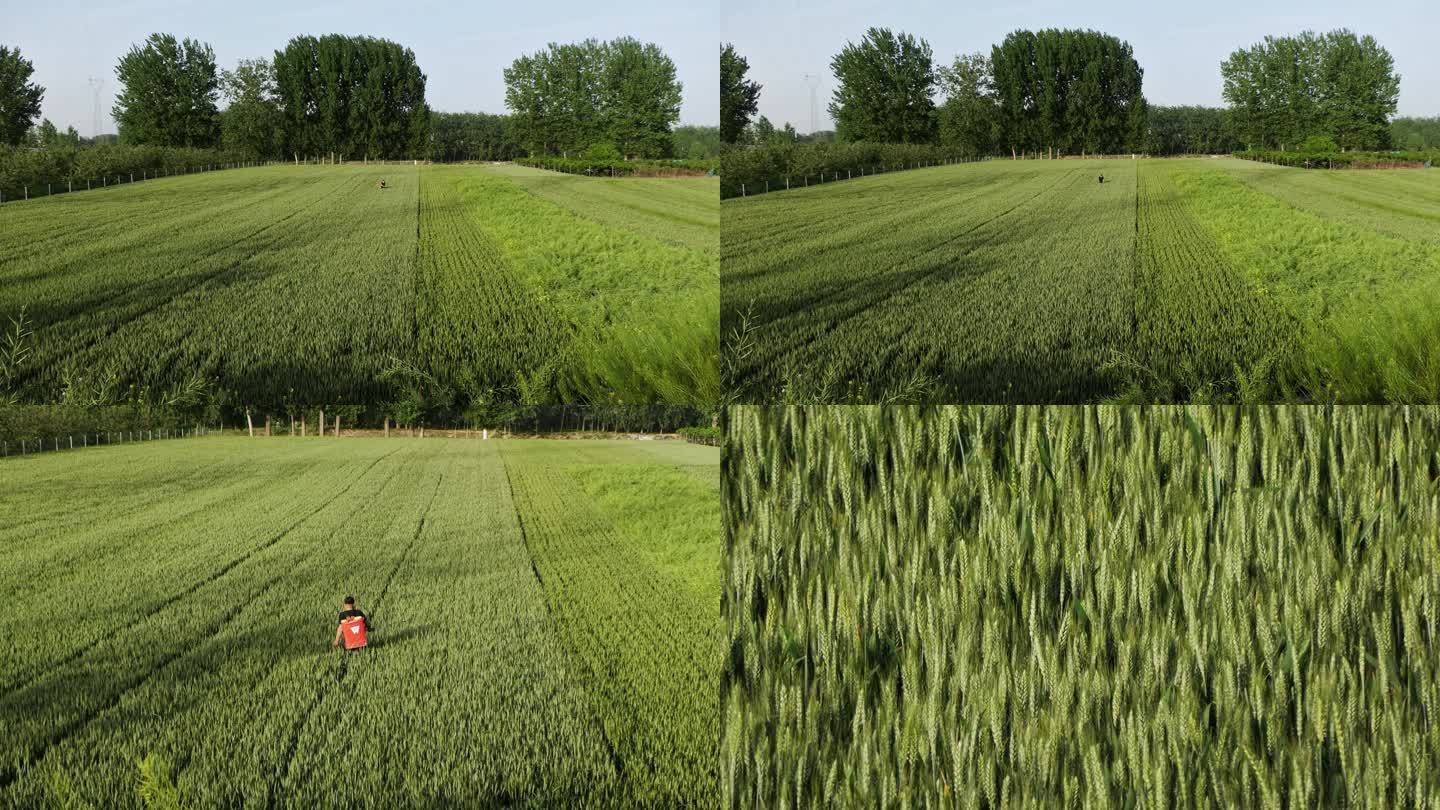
[722,26,1410,157]
[4,38,715,166]
[723,28,1148,158]
[430,113,718,163]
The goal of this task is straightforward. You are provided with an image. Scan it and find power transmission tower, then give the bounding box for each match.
[88,77,106,139]
[802,73,821,135]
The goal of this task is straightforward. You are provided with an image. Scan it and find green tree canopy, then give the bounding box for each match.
[991,29,1146,157]
[1144,105,1240,155]
[672,124,721,159]
[504,38,682,159]
[113,34,220,148]
[1222,30,1399,150]
[937,52,1000,157]
[0,45,45,146]
[1391,116,1440,150]
[828,27,937,143]
[272,35,430,160]
[220,58,282,158]
[720,43,761,144]
[430,112,521,162]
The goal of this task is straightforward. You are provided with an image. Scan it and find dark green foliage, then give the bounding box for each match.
[0,45,44,146]
[937,53,1000,157]
[718,140,966,198]
[1235,148,1437,168]
[720,43,761,144]
[516,156,716,176]
[676,425,720,445]
[1145,105,1241,155]
[113,34,220,148]
[272,35,430,160]
[991,29,1147,156]
[219,58,282,159]
[1222,30,1399,150]
[28,119,81,148]
[829,28,937,143]
[672,125,722,159]
[504,38,682,159]
[429,112,522,161]
[0,142,250,199]
[1391,116,1440,150]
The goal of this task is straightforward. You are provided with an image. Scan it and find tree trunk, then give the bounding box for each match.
[334,414,340,436]
[246,410,254,438]
[319,409,325,437]
[265,416,271,437]
[384,418,389,438]
[1011,146,1017,160]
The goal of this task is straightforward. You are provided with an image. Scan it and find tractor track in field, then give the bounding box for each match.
[0,449,413,798]
[500,457,628,789]
[268,466,444,809]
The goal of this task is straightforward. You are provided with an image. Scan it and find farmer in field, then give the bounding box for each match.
[333,595,372,650]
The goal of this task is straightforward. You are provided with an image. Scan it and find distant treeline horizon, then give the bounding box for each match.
[722,27,1426,158]
[1,35,716,162]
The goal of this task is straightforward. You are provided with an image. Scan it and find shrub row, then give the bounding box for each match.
[720,142,980,198]
[514,156,718,177]
[676,425,720,445]
[0,403,200,447]
[1234,148,1439,168]
[0,144,257,200]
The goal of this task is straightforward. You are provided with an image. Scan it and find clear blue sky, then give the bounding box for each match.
[722,0,1439,133]
[5,0,719,137]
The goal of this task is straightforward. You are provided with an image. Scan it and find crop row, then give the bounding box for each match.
[723,405,1440,807]
[504,457,718,808]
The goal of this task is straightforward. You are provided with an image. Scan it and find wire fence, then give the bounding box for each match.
[1,425,213,459]
[0,156,436,204]
[721,156,989,200]
[0,161,279,204]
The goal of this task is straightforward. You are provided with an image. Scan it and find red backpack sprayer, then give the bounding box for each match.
[333,596,371,651]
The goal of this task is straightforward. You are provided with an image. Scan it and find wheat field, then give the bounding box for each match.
[723,405,1440,808]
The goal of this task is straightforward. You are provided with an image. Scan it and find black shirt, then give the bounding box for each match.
[338,608,371,632]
